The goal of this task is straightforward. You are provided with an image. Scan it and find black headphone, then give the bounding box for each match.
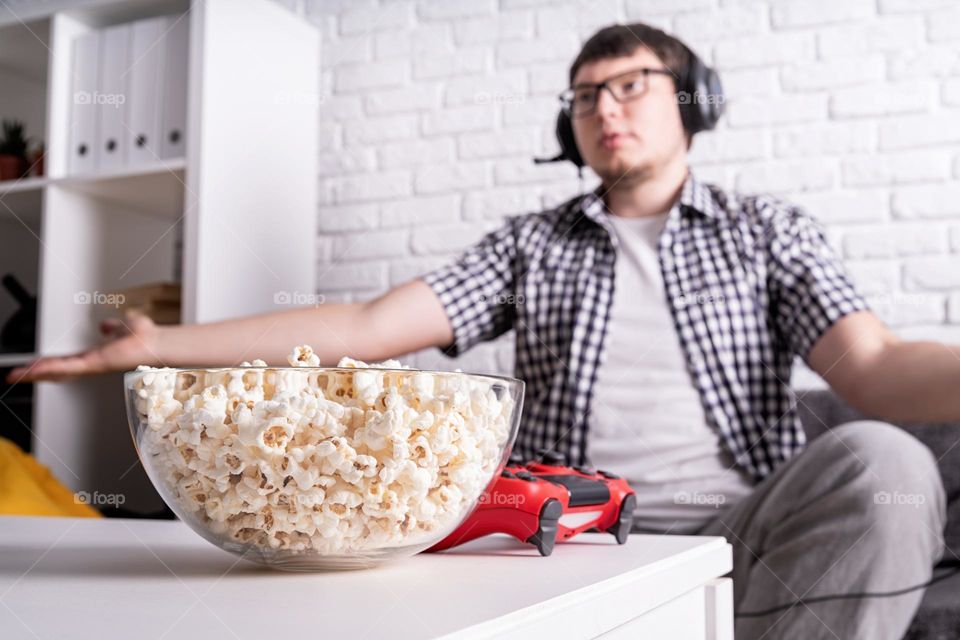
[534,49,725,169]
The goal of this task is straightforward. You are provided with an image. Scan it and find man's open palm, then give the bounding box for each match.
[6,311,161,384]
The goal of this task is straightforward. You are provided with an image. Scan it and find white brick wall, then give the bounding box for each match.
[279,0,960,385]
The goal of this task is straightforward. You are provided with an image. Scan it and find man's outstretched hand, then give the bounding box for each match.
[5,311,163,384]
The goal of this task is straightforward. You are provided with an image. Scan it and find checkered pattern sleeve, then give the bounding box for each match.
[768,206,870,361]
[420,217,518,357]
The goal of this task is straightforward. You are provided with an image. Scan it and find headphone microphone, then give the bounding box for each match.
[533,154,565,164]
[533,107,584,169]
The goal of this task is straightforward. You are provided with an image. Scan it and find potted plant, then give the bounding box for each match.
[0,119,29,181]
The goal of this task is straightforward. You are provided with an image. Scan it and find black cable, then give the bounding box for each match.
[735,564,960,618]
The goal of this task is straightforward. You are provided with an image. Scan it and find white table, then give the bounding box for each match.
[0,516,733,639]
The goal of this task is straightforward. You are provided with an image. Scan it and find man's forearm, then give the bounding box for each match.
[155,302,374,367]
[855,340,960,423]
[152,279,454,369]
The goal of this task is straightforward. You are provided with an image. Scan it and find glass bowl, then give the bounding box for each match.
[125,365,523,571]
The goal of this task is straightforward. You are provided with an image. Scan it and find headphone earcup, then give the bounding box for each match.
[556,111,584,168]
[700,67,725,131]
[678,54,725,135]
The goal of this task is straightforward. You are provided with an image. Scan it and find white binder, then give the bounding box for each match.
[160,15,188,160]
[97,23,130,173]
[68,31,100,175]
[126,17,166,166]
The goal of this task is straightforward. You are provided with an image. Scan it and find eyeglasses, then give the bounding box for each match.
[559,67,674,118]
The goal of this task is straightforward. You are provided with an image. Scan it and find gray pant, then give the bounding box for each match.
[697,421,947,640]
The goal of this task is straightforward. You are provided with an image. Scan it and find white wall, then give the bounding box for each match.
[282,0,960,386]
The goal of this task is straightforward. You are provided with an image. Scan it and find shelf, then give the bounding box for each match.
[0,185,43,230]
[0,159,186,222]
[58,156,186,184]
[0,205,41,358]
[0,158,185,194]
[0,17,49,198]
[54,157,186,219]
[0,175,49,196]
[17,0,319,515]
[0,352,35,367]
[0,17,49,83]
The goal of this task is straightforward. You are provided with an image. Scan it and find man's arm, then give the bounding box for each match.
[162,278,454,366]
[6,279,453,382]
[760,203,960,423]
[807,310,960,423]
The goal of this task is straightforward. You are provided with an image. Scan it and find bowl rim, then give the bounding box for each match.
[123,366,525,387]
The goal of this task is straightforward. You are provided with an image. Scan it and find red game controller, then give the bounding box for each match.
[428,451,636,556]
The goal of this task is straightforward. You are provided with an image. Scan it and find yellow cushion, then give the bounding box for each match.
[0,437,101,518]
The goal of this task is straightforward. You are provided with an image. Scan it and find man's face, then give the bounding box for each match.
[570,47,687,184]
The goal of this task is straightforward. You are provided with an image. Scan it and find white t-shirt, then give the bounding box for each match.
[588,209,755,534]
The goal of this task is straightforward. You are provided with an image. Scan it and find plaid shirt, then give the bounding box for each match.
[423,172,868,480]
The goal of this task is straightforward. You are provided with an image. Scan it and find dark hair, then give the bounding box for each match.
[569,23,692,86]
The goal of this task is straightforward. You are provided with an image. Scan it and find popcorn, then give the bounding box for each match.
[287,345,321,367]
[131,348,514,556]
[352,369,383,405]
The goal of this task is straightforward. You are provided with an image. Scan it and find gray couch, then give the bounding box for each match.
[797,389,960,639]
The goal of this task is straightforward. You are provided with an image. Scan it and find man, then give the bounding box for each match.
[9,23,951,639]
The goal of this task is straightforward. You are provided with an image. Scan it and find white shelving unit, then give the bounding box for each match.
[0,0,319,511]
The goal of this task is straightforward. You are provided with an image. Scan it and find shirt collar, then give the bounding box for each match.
[574,169,723,228]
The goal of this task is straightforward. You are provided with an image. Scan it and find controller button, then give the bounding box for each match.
[515,471,537,482]
[598,469,621,479]
[575,465,596,475]
[501,470,516,479]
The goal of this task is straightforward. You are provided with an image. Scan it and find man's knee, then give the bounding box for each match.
[826,421,939,481]
[825,421,946,552]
